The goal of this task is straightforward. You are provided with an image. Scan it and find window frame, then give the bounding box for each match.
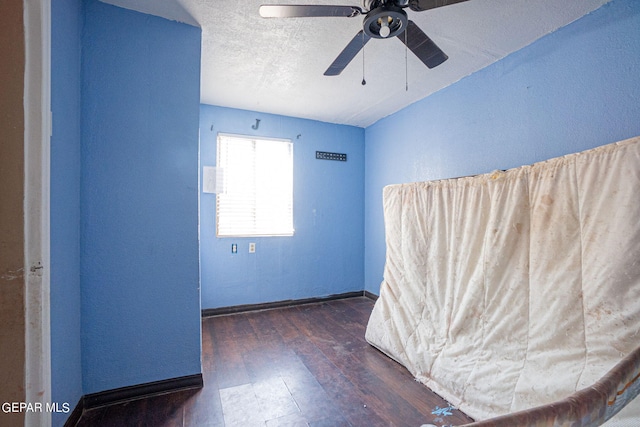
[215,132,294,238]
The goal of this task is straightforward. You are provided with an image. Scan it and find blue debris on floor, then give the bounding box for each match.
[432,406,455,417]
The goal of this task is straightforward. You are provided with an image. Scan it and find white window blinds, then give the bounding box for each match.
[216,134,294,237]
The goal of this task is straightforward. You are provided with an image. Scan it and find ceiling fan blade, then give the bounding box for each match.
[408,0,469,12]
[324,30,371,76]
[398,20,448,69]
[259,4,362,18]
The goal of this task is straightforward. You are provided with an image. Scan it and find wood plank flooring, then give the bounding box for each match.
[75,297,473,426]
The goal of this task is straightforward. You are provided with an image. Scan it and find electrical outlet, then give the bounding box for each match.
[249,243,256,253]
[231,244,237,254]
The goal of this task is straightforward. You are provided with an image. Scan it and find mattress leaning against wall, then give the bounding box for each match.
[365,136,640,425]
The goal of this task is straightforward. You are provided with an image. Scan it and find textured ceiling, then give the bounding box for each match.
[101,0,610,127]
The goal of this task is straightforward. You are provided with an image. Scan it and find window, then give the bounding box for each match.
[216,133,294,237]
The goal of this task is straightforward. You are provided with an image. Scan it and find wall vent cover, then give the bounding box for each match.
[316,151,347,161]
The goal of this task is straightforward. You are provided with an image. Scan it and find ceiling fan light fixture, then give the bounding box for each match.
[363,6,407,39]
[379,17,391,37]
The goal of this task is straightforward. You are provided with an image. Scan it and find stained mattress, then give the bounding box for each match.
[365,137,640,424]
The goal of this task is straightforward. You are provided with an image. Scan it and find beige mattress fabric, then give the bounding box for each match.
[365,137,640,424]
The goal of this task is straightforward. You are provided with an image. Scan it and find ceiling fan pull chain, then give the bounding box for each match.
[362,31,367,85]
[405,28,409,91]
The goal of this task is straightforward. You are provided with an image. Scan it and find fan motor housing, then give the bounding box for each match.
[363,5,408,39]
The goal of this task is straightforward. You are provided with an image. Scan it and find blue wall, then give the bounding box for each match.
[200,105,365,309]
[80,0,202,394]
[364,0,640,294]
[50,0,83,423]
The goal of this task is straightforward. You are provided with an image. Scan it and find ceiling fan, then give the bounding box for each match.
[259,0,470,76]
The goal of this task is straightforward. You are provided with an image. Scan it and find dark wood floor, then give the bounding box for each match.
[75,297,473,426]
